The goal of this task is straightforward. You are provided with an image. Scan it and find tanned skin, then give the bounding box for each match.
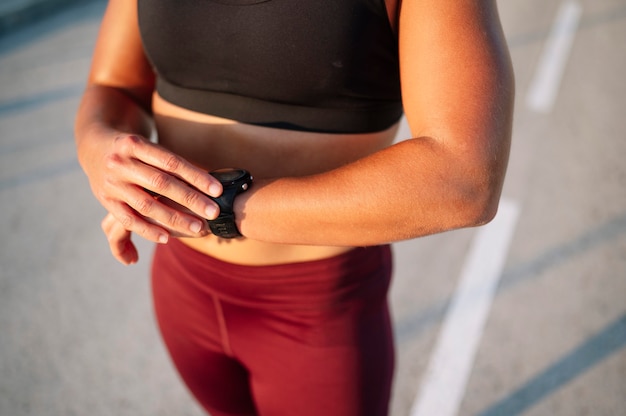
[75,0,514,265]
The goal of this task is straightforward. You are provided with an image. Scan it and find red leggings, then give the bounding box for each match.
[151,239,394,416]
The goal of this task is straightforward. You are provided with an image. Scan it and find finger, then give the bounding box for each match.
[116,135,222,197]
[105,221,139,265]
[101,212,117,234]
[110,135,221,220]
[134,165,220,221]
[123,185,211,237]
[108,200,171,245]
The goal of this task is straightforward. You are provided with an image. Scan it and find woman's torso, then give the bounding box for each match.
[139,0,402,265]
[153,94,399,265]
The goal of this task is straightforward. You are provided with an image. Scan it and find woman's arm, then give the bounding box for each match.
[236,0,515,246]
[75,0,223,249]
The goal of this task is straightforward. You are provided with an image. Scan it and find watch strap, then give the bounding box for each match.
[206,169,252,239]
[207,212,242,238]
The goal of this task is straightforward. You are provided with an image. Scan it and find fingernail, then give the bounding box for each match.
[158,234,169,244]
[209,183,222,197]
[205,206,218,220]
[190,221,202,233]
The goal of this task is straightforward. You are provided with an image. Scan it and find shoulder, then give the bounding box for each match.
[88,0,155,106]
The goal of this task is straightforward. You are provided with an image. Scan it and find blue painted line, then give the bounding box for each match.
[0,0,106,53]
[478,313,626,416]
[394,212,626,346]
[500,213,626,290]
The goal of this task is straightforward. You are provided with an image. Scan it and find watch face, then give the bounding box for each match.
[211,168,245,182]
[210,168,251,186]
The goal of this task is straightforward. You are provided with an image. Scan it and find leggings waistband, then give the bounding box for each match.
[151,238,393,310]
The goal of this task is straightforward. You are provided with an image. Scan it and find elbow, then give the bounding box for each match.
[467,192,500,227]
[452,138,511,229]
[456,174,504,229]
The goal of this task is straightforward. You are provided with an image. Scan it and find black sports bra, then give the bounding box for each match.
[138,0,403,133]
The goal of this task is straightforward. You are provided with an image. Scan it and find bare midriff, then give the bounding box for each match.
[152,93,399,265]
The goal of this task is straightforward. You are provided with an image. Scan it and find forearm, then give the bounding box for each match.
[236,132,510,247]
[74,84,153,172]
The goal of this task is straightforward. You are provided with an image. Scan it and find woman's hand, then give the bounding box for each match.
[101,212,138,265]
[101,191,208,265]
[80,128,222,245]
[74,1,223,252]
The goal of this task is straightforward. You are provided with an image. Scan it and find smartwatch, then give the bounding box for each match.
[207,168,253,238]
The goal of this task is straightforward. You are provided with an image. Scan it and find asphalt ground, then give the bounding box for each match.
[1,1,625,415]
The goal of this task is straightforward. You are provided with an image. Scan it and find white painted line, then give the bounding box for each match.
[526,1,582,113]
[410,199,520,416]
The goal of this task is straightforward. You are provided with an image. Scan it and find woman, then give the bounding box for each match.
[75,0,514,414]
